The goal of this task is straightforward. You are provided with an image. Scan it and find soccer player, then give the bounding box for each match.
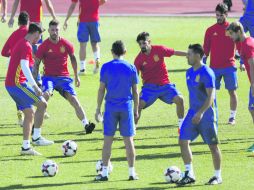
[1,11,29,126]
[0,0,7,23]
[177,44,222,186]
[226,21,254,152]
[134,32,186,129]
[63,0,107,75]
[5,23,53,156]
[33,20,95,134]
[203,3,238,125]
[94,40,139,181]
[240,0,254,37]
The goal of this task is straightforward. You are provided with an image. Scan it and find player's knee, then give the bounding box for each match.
[38,100,47,110]
[209,144,219,152]
[24,109,35,119]
[174,95,184,106]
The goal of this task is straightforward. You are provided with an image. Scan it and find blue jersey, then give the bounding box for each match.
[186,64,216,112]
[100,59,139,108]
[245,0,254,16]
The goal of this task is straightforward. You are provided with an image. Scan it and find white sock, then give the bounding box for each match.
[32,128,41,140]
[214,170,221,179]
[80,60,86,70]
[229,110,237,119]
[129,167,136,177]
[82,118,89,127]
[94,50,100,60]
[178,118,184,128]
[102,166,109,177]
[22,140,30,149]
[185,164,194,177]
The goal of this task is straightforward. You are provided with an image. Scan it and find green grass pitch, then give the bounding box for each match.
[0,16,254,190]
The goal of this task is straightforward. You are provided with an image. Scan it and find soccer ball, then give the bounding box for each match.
[62,140,77,156]
[96,160,113,174]
[164,166,181,183]
[41,160,58,177]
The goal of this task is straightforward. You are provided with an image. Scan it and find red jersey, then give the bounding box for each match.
[5,39,34,86]
[203,22,235,69]
[72,0,99,22]
[237,37,254,82]
[20,0,42,23]
[36,38,74,77]
[1,25,28,57]
[134,45,175,85]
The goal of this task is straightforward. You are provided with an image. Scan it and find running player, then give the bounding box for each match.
[63,0,107,74]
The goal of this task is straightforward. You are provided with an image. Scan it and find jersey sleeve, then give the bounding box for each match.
[161,46,174,57]
[21,44,32,61]
[1,35,12,57]
[64,40,75,56]
[131,65,139,85]
[203,29,211,57]
[71,0,78,2]
[246,45,254,61]
[202,69,215,89]
[35,43,45,60]
[100,64,107,84]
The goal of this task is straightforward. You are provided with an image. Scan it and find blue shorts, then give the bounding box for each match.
[240,15,254,37]
[249,87,254,110]
[77,22,101,43]
[6,83,42,110]
[179,109,219,145]
[103,103,135,137]
[212,67,238,91]
[42,76,76,98]
[140,83,181,108]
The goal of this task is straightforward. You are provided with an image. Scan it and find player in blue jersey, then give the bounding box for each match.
[240,0,254,37]
[177,44,222,186]
[94,40,139,181]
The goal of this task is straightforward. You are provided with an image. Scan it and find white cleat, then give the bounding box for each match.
[32,136,54,146]
[21,147,42,156]
[78,69,86,75]
[205,176,222,185]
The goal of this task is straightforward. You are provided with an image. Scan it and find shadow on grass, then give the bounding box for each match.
[168,69,187,73]
[0,123,19,128]
[137,125,177,131]
[1,158,32,162]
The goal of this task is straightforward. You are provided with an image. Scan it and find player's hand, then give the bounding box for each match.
[240,64,245,72]
[8,18,14,28]
[63,20,68,31]
[33,85,43,96]
[192,112,203,125]
[1,15,7,23]
[95,108,103,122]
[75,76,80,87]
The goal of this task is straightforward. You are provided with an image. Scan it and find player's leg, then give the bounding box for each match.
[17,107,24,126]
[228,90,237,124]
[247,87,254,151]
[239,15,250,34]
[77,22,89,74]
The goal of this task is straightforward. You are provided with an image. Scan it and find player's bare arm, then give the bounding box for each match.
[132,84,139,125]
[63,2,77,30]
[44,0,56,20]
[248,57,254,96]
[99,0,107,6]
[32,57,42,81]
[70,54,80,87]
[95,82,106,122]
[1,0,7,23]
[174,51,187,57]
[8,0,20,27]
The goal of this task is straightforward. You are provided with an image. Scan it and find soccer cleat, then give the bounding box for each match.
[247,144,254,152]
[17,110,24,127]
[93,59,100,74]
[94,174,108,181]
[176,171,195,186]
[20,147,42,156]
[85,122,96,134]
[44,112,50,119]
[78,69,86,75]
[205,176,222,185]
[32,136,54,146]
[129,175,139,180]
[228,117,235,125]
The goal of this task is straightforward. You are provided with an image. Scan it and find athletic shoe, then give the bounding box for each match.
[94,174,108,181]
[205,176,222,185]
[93,59,100,74]
[21,147,42,156]
[247,144,254,152]
[129,175,139,180]
[44,112,50,119]
[32,136,54,146]
[17,110,24,127]
[85,122,96,134]
[228,117,236,125]
[78,69,86,75]
[176,171,195,186]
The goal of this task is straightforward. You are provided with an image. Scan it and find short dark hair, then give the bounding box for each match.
[28,23,44,34]
[226,21,244,33]
[18,11,29,25]
[188,44,204,58]
[136,32,150,42]
[49,20,59,27]
[215,3,228,14]
[111,40,126,56]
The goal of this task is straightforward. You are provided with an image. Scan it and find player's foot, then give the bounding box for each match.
[44,112,50,119]
[20,147,42,156]
[85,122,96,134]
[93,59,100,74]
[247,144,254,152]
[129,175,139,180]
[78,69,86,75]
[228,117,235,125]
[205,176,222,185]
[94,174,108,181]
[17,110,24,127]
[176,171,195,186]
[32,136,54,146]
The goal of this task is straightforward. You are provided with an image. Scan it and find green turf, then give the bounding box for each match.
[0,16,254,190]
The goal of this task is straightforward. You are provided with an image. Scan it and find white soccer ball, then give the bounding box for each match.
[164,166,181,183]
[62,140,77,156]
[41,160,58,177]
[96,160,113,174]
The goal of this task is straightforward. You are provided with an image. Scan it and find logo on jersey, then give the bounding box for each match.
[48,49,53,53]
[213,32,218,36]
[195,75,200,82]
[60,46,66,53]
[143,61,147,66]
[153,55,160,62]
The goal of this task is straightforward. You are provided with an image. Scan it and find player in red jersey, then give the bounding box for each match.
[63,0,107,74]
[5,23,54,156]
[227,21,254,152]
[134,32,186,130]
[203,3,238,125]
[0,0,7,23]
[33,20,95,134]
